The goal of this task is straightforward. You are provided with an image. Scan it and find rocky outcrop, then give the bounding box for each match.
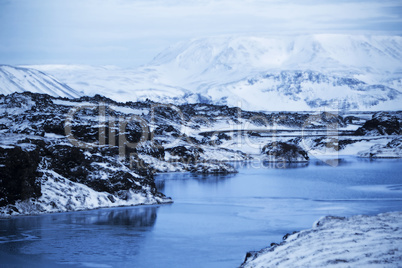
[0,144,42,207]
[191,162,237,174]
[262,142,309,162]
[0,136,172,216]
[0,93,176,216]
[358,137,402,158]
[355,112,400,136]
[165,146,204,164]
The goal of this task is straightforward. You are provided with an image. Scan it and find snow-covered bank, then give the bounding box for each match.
[242,212,402,268]
[0,170,171,217]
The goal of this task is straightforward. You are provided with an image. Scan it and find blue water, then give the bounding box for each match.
[0,157,402,267]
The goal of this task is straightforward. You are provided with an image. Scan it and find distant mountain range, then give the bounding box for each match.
[2,34,402,111]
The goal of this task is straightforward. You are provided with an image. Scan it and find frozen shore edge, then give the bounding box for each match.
[241,211,402,267]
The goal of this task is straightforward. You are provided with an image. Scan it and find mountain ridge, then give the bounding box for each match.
[0,65,82,98]
[3,34,402,111]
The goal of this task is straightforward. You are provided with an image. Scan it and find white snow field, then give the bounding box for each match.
[22,34,402,111]
[0,65,81,98]
[242,212,402,268]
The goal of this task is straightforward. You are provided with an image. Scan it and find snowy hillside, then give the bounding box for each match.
[22,34,402,111]
[0,65,82,98]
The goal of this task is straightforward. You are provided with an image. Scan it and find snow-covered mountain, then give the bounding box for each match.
[19,34,402,111]
[0,65,82,98]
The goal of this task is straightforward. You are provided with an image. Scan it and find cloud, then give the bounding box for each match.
[0,0,401,67]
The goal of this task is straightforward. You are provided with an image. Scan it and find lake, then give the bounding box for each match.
[1,156,402,267]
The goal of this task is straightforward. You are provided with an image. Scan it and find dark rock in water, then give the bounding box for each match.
[355,112,400,136]
[262,142,309,162]
[0,145,42,206]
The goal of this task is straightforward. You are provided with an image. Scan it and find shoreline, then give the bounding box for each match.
[3,156,402,218]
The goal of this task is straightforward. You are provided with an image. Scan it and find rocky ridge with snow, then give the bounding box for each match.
[0,92,401,216]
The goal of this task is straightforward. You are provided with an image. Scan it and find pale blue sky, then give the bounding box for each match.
[1,0,401,67]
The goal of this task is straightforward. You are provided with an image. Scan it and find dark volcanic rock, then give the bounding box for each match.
[0,145,42,206]
[166,146,204,164]
[46,144,90,184]
[355,112,400,136]
[45,143,159,195]
[153,125,180,137]
[262,142,309,162]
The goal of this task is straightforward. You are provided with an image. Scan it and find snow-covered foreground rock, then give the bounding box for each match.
[22,34,402,111]
[242,212,402,268]
[0,138,171,217]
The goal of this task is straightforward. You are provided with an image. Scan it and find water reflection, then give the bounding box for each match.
[155,179,166,192]
[0,205,160,266]
[310,158,349,167]
[190,173,237,183]
[156,172,236,184]
[0,216,43,245]
[93,207,158,227]
[233,160,310,169]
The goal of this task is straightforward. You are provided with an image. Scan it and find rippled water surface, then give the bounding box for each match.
[1,157,402,267]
